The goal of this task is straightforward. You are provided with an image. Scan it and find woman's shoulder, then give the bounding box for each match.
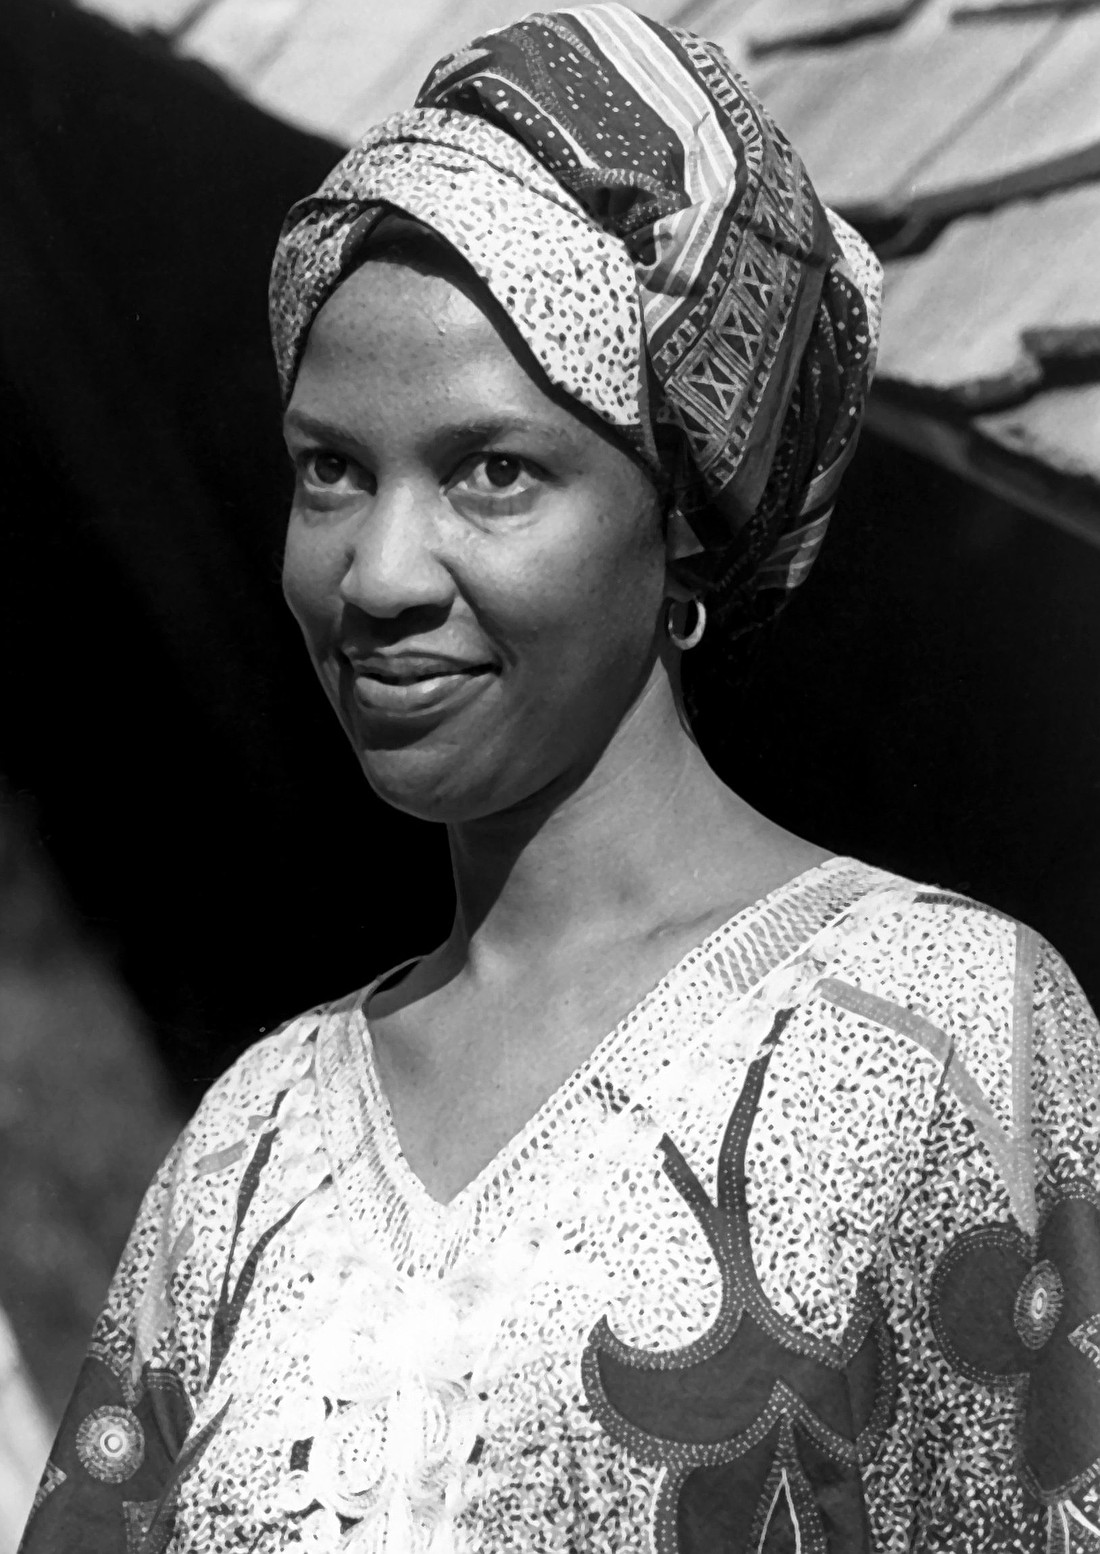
[173,987,365,1169]
[824,863,1026,1022]
[808,860,1095,1111]
[115,991,366,1300]
[763,863,1098,1232]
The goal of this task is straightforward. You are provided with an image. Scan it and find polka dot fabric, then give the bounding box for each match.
[268,3,884,635]
[24,860,1100,1552]
[270,110,645,442]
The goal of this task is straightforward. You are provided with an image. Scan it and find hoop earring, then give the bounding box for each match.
[666,596,707,651]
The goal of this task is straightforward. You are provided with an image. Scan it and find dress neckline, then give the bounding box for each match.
[336,853,879,1218]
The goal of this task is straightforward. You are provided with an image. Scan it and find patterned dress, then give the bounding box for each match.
[20,857,1100,1552]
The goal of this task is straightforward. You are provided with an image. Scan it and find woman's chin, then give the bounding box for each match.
[356,746,512,825]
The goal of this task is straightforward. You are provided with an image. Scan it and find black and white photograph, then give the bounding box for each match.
[2,0,1099,1548]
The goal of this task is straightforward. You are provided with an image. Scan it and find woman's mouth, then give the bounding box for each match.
[344,653,498,717]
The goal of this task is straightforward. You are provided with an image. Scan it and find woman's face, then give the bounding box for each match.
[282,252,670,824]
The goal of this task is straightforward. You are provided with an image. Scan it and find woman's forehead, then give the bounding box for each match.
[291,258,656,486]
[312,257,488,346]
[289,261,594,450]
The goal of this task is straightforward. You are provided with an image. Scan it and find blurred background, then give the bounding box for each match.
[2,0,1098,1540]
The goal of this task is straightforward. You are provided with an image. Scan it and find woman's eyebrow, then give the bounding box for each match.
[436,415,565,449]
[282,409,568,450]
[281,408,353,443]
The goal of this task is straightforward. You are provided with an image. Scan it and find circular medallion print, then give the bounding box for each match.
[76,1404,145,1483]
[1014,1260,1064,1350]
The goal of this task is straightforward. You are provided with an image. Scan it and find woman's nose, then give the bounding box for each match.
[338,484,452,619]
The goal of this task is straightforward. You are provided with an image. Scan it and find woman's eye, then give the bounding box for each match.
[454,454,539,500]
[483,455,523,489]
[303,452,352,487]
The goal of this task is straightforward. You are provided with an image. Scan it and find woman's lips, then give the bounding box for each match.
[349,665,496,716]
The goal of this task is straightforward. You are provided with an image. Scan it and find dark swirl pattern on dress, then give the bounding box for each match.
[931,1182,1100,1517]
[582,1008,898,1554]
[20,1351,209,1554]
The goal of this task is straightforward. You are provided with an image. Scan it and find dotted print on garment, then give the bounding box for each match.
[23,860,1100,1554]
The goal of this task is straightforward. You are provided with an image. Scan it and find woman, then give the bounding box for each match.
[22,6,1100,1552]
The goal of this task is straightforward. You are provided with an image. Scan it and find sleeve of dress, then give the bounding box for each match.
[16,1134,210,1554]
[868,915,1100,1554]
[17,1012,319,1554]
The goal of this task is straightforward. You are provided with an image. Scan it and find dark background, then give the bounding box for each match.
[2,0,1098,1115]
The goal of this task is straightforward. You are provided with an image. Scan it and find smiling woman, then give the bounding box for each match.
[20,6,1100,1554]
[281,224,669,819]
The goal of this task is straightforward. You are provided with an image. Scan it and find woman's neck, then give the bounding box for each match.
[440,669,816,984]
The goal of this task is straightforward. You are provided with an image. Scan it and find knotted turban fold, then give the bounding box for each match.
[270,4,882,635]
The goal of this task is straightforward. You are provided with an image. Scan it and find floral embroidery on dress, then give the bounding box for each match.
[268,1228,495,1551]
[931,1182,1100,1542]
[238,1182,607,1553]
[583,1010,898,1554]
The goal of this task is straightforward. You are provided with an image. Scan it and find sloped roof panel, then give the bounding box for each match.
[900,10,1100,218]
[876,182,1100,405]
[742,0,922,52]
[181,0,695,141]
[226,0,482,135]
[975,383,1100,487]
[76,0,198,28]
[954,0,1096,22]
[746,18,1056,219]
[179,0,310,80]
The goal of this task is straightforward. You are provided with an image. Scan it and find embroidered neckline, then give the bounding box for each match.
[315,855,892,1245]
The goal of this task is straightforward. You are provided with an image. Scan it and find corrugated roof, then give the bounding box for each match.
[73,0,1100,530]
[746,19,1056,219]
[900,10,1100,217]
[977,384,1100,488]
[743,0,924,50]
[77,0,694,139]
[876,183,1100,406]
[734,0,1100,526]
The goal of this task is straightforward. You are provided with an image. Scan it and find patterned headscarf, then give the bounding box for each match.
[270,4,882,637]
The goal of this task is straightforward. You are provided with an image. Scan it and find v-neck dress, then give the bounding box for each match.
[21,859,1100,1553]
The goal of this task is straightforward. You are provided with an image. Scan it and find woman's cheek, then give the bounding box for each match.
[283,522,340,644]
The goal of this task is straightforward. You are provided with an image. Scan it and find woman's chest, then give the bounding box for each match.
[368,947,733,1205]
[177,1152,724,1551]
[171,1003,935,1552]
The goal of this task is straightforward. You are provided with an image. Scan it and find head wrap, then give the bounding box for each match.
[270,4,882,637]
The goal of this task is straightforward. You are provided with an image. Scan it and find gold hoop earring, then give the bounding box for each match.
[666,596,706,651]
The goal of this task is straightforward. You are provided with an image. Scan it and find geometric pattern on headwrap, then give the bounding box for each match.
[418,4,882,625]
[417,9,879,536]
[269,3,882,634]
